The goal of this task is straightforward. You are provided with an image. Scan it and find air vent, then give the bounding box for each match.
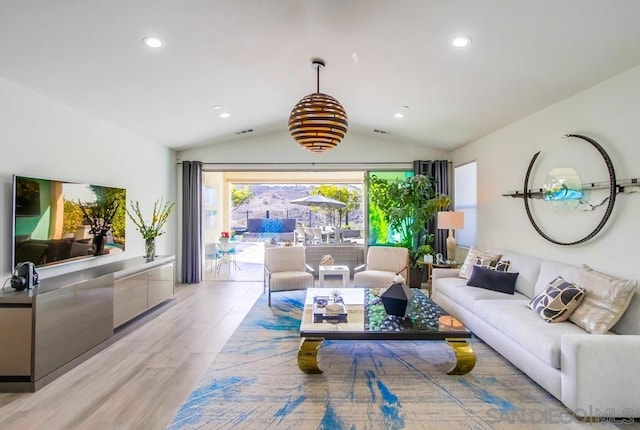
[373,129,390,135]
[235,128,254,135]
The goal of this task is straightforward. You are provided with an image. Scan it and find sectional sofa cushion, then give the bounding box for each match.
[435,276,527,311]
[459,248,501,279]
[467,265,519,294]
[532,260,580,298]
[569,265,637,334]
[473,299,587,369]
[527,276,586,323]
[611,282,640,335]
[497,251,543,298]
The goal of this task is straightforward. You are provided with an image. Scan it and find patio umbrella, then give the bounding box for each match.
[289,194,347,209]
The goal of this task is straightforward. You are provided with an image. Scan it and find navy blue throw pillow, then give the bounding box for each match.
[467,265,519,294]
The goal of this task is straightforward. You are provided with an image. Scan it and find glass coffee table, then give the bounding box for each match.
[299,287,475,375]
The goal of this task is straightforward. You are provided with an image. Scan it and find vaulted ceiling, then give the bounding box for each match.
[2,0,640,151]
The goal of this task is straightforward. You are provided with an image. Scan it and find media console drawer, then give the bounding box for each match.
[0,306,32,376]
[34,274,114,380]
[147,264,174,308]
[113,262,175,328]
[114,272,148,328]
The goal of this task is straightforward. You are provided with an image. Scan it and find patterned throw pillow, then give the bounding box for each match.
[475,257,510,272]
[568,265,637,334]
[528,276,586,323]
[459,248,501,279]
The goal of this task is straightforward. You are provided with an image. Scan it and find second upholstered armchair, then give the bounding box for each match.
[353,246,409,289]
[264,246,315,306]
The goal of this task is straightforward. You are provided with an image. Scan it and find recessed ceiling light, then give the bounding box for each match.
[142,36,164,48]
[213,105,221,110]
[394,105,409,118]
[452,36,472,48]
[219,112,230,119]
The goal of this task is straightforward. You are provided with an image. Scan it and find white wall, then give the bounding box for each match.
[178,128,449,168]
[0,77,176,279]
[451,65,640,280]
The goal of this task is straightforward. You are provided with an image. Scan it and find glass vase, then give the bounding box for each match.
[145,237,156,261]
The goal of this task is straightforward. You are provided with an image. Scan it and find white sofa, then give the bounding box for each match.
[432,249,640,419]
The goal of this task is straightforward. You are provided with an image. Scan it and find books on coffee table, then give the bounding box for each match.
[313,295,347,323]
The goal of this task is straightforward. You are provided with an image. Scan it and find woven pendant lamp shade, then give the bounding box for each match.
[288,59,348,153]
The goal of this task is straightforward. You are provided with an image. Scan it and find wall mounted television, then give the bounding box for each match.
[12,175,126,269]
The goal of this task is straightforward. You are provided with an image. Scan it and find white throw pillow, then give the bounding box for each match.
[459,248,501,279]
[569,265,637,334]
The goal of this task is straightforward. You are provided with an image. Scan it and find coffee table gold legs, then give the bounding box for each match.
[298,338,324,374]
[297,337,474,375]
[445,338,476,375]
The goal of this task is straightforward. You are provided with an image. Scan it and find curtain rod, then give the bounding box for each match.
[176,161,414,166]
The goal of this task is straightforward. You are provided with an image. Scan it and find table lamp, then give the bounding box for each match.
[437,211,464,261]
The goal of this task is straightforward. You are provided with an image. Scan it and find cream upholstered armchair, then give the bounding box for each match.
[264,246,315,305]
[353,246,409,288]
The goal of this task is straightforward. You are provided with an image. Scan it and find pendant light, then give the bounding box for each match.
[288,59,348,153]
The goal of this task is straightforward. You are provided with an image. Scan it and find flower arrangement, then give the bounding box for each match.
[392,273,405,285]
[329,289,342,303]
[126,197,175,240]
[220,231,230,238]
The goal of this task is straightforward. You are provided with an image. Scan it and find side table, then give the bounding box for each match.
[318,265,350,288]
[421,261,460,296]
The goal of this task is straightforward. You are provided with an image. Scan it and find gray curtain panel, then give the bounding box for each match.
[181,161,203,283]
[413,160,450,257]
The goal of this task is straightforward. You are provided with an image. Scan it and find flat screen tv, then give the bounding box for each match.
[12,175,126,269]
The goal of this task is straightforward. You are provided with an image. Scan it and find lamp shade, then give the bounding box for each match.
[437,211,464,230]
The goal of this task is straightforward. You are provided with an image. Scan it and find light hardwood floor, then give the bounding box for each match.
[0,274,265,430]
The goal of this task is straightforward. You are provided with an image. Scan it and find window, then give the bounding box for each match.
[366,170,413,246]
[454,161,477,248]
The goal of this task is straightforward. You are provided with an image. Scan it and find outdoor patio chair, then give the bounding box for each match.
[295,227,308,245]
[264,246,315,306]
[204,242,219,272]
[215,241,240,274]
[311,227,324,244]
[304,227,319,244]
[353,246,409,289]
[330,226,343,243]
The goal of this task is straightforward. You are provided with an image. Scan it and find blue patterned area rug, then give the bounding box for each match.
[168,292,613,430]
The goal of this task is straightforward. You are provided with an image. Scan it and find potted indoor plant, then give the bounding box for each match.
[367,174,450,287]
[411,244,435,267]
[127,197,175,261]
